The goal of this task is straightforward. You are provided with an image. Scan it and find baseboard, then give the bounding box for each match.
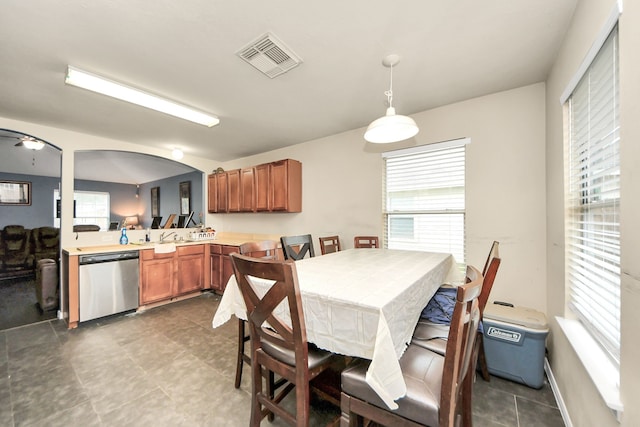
[544,358,573,427]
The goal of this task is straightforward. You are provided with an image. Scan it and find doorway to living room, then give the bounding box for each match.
[0,129,62,331]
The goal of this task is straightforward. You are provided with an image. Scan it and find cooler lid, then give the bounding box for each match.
[484,304,548,330]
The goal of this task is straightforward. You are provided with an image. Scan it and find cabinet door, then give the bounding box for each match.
[227,169,240,212]
[216,172,229,212]
[270,160,288,211]
[240,167,256,212]
[140,257,174,304]
[271,159,301,212]
[176,245,204,295]
[221,245,236,291]
[210,244,223,292]
[255,163,270,211]
[207,174,218,213]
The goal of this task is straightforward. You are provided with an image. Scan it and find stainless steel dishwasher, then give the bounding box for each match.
[78,251,139,322]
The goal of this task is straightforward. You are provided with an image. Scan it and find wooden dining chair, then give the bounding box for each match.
[412,241,501,381]
[234,240,280,389]
[230,253,341,426]
[353,236,379,248]
[280,234,315,260]
[353,236,380,248]
[319,235,341,255]
[340,265,483,427]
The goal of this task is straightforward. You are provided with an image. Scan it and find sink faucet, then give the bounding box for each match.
[159,231,177,242]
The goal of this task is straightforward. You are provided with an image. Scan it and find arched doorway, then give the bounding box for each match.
[0,129,62,330]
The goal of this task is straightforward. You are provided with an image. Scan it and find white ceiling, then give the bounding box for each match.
[0,0,577,182]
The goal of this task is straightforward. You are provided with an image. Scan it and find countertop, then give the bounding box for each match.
[62,232,281,256]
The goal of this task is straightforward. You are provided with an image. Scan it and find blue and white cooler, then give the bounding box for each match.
[482,303,549,389]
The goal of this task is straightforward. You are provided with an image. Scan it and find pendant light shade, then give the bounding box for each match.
[364,107,419,143]
[364,55,419,144]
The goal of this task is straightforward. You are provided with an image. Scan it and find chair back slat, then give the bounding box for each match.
[319,235,341,255]
[280,234,315,260]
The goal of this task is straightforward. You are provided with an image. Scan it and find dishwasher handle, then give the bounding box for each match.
[79,251,139,265]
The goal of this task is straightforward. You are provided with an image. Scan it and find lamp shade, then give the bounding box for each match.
[125,216,139,228]
[364,107,419,144]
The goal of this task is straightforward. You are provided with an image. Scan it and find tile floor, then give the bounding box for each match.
[0,292,565,426]
[0,278,57,331]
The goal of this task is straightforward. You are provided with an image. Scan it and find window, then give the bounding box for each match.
[565,27,620,364]
[383,138,468,263]
[54,190,110,230]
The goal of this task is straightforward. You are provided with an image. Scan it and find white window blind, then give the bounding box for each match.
[565,27,620,364]
[383,139,467,263]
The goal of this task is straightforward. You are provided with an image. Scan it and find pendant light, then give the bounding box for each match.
[364,54,419,144]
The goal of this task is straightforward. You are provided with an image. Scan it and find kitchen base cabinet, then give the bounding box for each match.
[210,244,238,293]
[140,251,174,305]
[177,245,205,295]
[140,245,205,305]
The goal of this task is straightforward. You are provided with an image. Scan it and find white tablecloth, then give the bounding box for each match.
[212,248,462,409]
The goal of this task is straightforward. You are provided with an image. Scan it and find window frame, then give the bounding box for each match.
[563,26,620,365]
[382,138,469,263]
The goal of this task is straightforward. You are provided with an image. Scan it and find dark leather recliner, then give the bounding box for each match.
[1,225,34,275]
[31,226,60,263]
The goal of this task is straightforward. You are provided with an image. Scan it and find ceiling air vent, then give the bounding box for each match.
[236,32,302,78]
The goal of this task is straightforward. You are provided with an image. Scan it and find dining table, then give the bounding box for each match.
[211,248,463,409]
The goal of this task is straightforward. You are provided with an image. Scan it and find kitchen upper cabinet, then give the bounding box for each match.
[216,172,229,213]
[255,163,270,211]
[207,174,218,213]
[270,159,301,212]
[208,173,228,213]
[240,167,256,212]
[208,159,301,213]
[227,169,240,212]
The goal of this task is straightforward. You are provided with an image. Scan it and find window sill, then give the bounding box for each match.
[556,317,623,420]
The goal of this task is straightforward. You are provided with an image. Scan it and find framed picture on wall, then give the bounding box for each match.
[0,180,31,205]
[151,187,160,217]
[179,181,191,215]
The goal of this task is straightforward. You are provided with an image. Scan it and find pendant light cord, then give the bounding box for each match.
[385,63,394,108]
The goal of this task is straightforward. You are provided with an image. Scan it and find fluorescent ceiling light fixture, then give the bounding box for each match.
[65,66,220,127]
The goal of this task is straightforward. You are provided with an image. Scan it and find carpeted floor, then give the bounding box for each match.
[0,277,57,331]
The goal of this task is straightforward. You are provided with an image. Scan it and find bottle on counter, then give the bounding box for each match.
[120,228,129,245]
[145,228,151,242]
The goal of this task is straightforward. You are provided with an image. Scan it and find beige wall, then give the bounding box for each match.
[546,0,639,425]
[217,83,548,312]
[619,1,640,426]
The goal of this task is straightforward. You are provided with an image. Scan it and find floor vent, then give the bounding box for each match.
[236,32,302,78]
